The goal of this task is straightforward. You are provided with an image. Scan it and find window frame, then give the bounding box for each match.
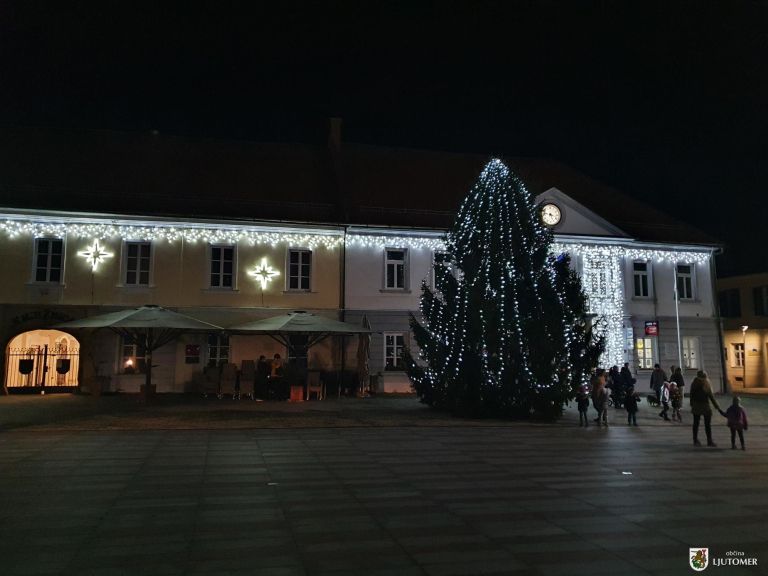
[631,259,652,299]
[208,244,237,290]
[121,335,147,374]
[675,262,696,301]
[732,342,745,369]
[635,337,656,370]
[718,288,742,318]
[286,247,313,292]
[682,336,700,370]
[207,334,230,367]
[383,332,406,371]
[383,247,408,291]
[122,240,153,287]
[32,237,66,284]
[753,285,768,316]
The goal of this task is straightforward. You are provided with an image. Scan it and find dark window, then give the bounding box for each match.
[288,249,311,290]
[718,289,741,318]
[754,286,768,316]
[210,246,235,288]
[34,238,64,283]
[125,242,151,286]
[633,261,650,297]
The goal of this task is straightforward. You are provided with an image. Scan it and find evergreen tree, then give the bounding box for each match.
[406,159,604,419]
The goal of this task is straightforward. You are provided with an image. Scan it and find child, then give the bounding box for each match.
[591,373,609,427]
[669,382,683,422]
[725,396,748,450]
[577,385,590,427]
[659,381,671,421]
[624,387,640,426]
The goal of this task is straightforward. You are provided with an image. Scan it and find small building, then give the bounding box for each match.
[718,273,768,390]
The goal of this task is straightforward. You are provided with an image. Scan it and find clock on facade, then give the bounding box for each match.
[540,203,562,227]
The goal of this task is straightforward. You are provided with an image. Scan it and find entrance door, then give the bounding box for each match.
[5,330,80,391]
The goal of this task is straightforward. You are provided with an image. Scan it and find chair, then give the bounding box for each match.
[240,360,256,400]
[219,363,238,399]
[306,370,324,400]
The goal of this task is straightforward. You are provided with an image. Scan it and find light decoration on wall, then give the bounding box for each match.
[346,234,446,251]
[248,258,280,290]
[0,218,342,249]
[77,240,114,271]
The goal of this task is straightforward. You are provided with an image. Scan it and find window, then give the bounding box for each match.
[210,245,235,288]
[635,337,655,369]
[384,248,407,290]
[288,249,311,291]
[732,343,745,368]
[121,335,147,374]
[384,333,405,370]
[583,256,611,298]
[753,286,768,316]
[125,241,151,286]
[207,334,229,366]
[632,260,651,298]
[675,263,694,300]
[682,336,699,370]
[719,289,742,318]
[34,238,64,283]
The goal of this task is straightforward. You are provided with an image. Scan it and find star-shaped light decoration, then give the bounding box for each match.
[248,257,280,290]
[78,240,113,271]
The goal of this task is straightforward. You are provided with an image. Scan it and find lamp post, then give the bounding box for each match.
[741,325,749,388]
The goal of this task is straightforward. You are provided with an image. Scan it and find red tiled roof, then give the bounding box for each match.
[0,125,718,246]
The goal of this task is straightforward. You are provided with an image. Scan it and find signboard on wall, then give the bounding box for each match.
[645,321,659,336]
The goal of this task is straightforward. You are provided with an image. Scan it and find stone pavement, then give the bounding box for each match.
[1,395,768,576]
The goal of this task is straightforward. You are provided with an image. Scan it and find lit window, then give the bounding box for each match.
[732,343,745,368]
[675,263,695,300]
[125,241,151,286]
[385,248,407,290]
[384,333,405,370]
[208,334,229,367]
[288,249,312,291]
[210,245,235,289]
[632,260,651,298]
[682,336,699,370]
[34,238,64,283]
[121,335,147,374]
[635,337,655,370]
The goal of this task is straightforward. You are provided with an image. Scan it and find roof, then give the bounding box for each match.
[0,125,719,246]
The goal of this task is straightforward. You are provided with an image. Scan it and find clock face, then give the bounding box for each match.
[540,203,562,227]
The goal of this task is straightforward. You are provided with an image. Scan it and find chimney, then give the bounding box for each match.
[328,117,342,151]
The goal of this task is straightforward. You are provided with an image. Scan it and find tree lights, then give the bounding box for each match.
[406,159,604,419]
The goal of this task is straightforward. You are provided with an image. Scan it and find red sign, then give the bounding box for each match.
[645,321,658,336]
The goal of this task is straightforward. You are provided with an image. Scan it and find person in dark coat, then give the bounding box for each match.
[624,387,640,426]
[255,355,270,399]
[649,364,666,403]
[576,385,590,427]
[671,366,685,396]
[689,370,724,447]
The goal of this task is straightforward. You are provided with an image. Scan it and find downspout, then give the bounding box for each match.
[711,248,727,394]
[340,226,347,397]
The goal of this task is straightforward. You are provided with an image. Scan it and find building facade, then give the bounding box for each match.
[0,125,725,395]
[717,273,768,390]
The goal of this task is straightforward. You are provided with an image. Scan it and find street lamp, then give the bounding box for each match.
[741,325,749,388]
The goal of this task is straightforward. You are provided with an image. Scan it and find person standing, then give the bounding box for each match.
[669,382,683,422]
[689,370,724,447]
[725,396,748,450]
[659,381,671,421]
[671,366,686,396]
[591,369,609,427]
[576,385,590,427]
[650,364,667,404]
[625,387,640,426]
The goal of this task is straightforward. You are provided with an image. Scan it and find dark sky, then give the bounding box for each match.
[1,1,766,276]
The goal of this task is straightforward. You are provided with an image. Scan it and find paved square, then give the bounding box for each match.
[1,396,767,575]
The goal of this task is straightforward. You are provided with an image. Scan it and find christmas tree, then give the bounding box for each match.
[406,159,604,419]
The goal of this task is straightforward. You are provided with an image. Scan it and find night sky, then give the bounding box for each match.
[1,1,766,276]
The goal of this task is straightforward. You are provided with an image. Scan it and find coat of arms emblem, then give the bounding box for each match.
[690,548,709,571]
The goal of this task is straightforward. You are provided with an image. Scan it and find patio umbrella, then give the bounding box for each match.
[228,310,372,348]
[56,305,224,399]
[356,314,372,397]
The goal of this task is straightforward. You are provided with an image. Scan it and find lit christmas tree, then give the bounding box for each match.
[407,159,604,418]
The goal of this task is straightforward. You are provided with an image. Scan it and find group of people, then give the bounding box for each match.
[576,364,750,450]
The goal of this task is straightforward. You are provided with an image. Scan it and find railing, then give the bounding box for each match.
[5,345,80,389]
